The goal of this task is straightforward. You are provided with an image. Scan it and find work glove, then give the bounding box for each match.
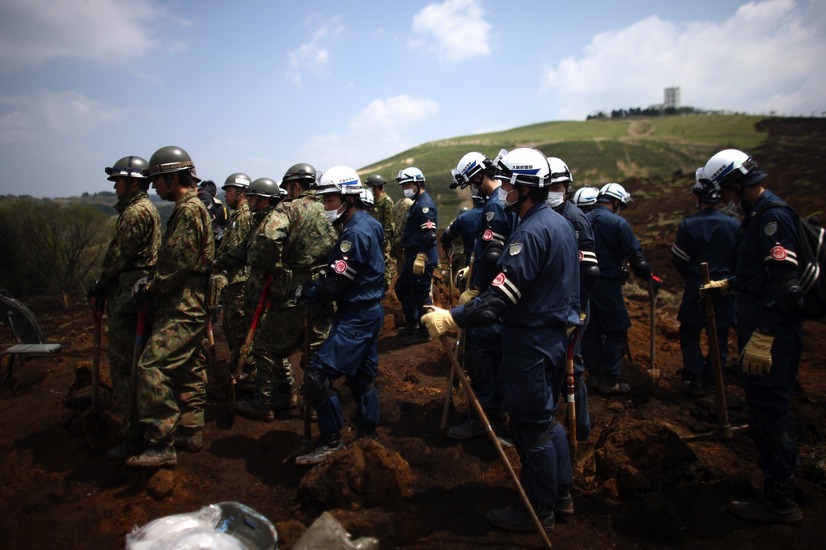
[413,253,427,276]
[421,306,459,338]
[459,288,479,305]
[699,278,730,296]
[131,275,152,304]
[455,266,469,290]
[741,331,774,376]
[579,311,587,325]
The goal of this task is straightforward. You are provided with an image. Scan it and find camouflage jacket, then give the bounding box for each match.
[391,197,413,249]
[215,201,254,284]
[247,191,337,306]
[99,190,161,288]
[153,188,215,296]
[369,192,395,243]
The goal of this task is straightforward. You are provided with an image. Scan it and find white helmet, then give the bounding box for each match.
[451,152,490,189]
[358,187,375,208]
[598,182,631,209]
[493,148,551,188]
[396,167,426,185]
[692,167,720,203]
[572,186,599,207]
[316,165,363,195]
[703,148,765,191]
[546,157,573,188]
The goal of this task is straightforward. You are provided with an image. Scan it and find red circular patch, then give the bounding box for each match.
[770,246,787,261]
[578,251,584,262]
[334,260,348,273]
[492,273,506,287]
[482,229,493,241]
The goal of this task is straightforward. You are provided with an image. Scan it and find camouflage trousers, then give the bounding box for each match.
[382,239,395,290]
[136,284,208,446]
[222,281,248,365]
[251,302,332,406]
[106,270,150,439]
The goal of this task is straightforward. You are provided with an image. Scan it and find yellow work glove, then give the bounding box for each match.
[699,279,729,296]
[459,288,479,305]
[413,252,427,276]
[741,331,774,376]
[421,307,458,338]
[579,311,587,324]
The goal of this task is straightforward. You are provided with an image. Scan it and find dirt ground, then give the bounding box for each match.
[2,117,826,549]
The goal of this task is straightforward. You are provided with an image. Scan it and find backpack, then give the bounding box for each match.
[754,201,826,320]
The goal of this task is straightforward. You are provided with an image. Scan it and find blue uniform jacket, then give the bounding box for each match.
[734,189,800,333]
[555,200,598,306]
[401,190,438,261]
[588,204,642,280]
[471,192,517,289]
[311,210,386,304]
[441,201,485,262]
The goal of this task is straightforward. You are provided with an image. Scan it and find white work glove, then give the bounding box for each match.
[699,279,729,296]
[413,253,427,276]
[459,288,479,305]
[421,307,458,338]
[741,331,774,376]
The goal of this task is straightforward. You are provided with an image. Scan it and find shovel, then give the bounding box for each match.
[83,297,108,453]
[566,327,597,481]
[701,262,733,440]
[227,275,273,426]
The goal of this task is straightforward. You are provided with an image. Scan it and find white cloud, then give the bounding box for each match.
[541,0,826,118]
[409,0,493,62]
[0,90,129,142]
[0,0,174,68]
[286,15,344,88]
[296,95,440,170]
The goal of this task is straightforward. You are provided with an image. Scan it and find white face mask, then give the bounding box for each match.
[323,206,343,224]
[403,187,416,199]
[545,191,565,209]
[498,186,517,207]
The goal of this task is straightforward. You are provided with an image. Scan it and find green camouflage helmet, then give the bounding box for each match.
[105,156,149,181]
[145,146,199,181]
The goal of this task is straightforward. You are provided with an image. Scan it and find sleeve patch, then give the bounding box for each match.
[482,229,493,241]
[769,245,787,261]
[508,243,523,256]
[340,240,352,253]
[422,207,429,214]
[491,272,506,287]
[334,259,348,274]
[485,211,495,222]
[763,222,778,236]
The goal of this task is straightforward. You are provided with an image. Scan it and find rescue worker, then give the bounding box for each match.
[440,182,485,272]
[422,147,580,532]
[443,151,509,440]
[546,157,599,442]
[294,167,385,465]
[127,145,214,468]
[671,168,740,396]
[583,182,660,395]
[198,179,228,247]
[394,167,438,345]
[572,186,599,213]
[237,165,337,421]
[365,174,395,291]
[214,172,255,369]
[701,149,804,523]
[89,155,161,462]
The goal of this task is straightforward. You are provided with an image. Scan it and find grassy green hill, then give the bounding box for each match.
[359,114,768,221]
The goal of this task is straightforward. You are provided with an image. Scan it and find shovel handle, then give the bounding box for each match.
[701,263,733,439]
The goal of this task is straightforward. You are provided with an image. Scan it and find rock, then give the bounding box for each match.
[148,469,176,499]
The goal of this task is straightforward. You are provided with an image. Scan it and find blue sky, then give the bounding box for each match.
[1,0,824,198]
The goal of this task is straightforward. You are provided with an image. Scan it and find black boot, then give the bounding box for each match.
[729,478,802,524]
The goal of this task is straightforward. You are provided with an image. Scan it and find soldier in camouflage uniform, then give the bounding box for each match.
[365,174,395,290]
[214,172,255,367]
[237,163,337,421]
[390,195,413,282]
[125,146,214,469]
[88,156,161,462]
